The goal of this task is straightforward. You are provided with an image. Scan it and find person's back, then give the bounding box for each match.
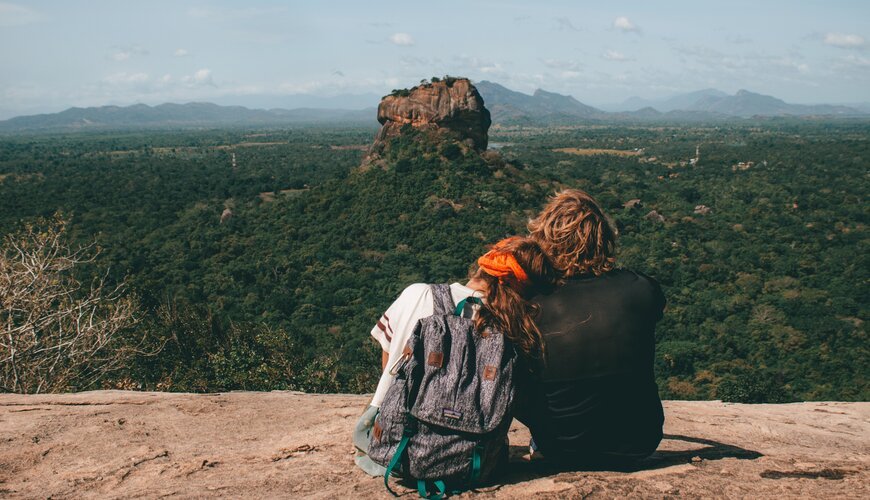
[518,269,664,465]
[353,236,559,489]
[520,189,666,467]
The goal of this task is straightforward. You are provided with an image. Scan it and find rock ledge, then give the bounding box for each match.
[0,391,867,498]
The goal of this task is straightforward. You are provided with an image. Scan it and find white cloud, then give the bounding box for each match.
[454,55,505,76]
[193,69,211,82]
[174,48,189,57]
[770,57,811,74]
[389,33,414,46]
[603,50,630,62]
[104,72,150,85]
[0,2,39,27]
[181,68,215,87]
[112,51,132,62]
[613,16,639,33]
[824,33,865,49]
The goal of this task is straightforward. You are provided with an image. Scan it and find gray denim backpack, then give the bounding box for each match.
[368,284,517,498]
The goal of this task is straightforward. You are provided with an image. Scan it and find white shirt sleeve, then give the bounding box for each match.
[369,283,434,407]
[368,282,478,408]
[370,283,433,353]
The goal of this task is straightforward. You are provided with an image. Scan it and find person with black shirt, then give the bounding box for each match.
[517,189,666,467]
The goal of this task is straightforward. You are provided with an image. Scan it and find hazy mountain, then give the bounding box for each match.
[606,88,867,118]
[609,107,733,123]
[658,89,729,112]
[2,83,866,133]
[475,81,603,124]
[621,106,662,119]
[846,102,870,114]
[606,89,728,112]
[0,102,377,132]
[613,96,654,112]
[687,89,860,117]
[476,82,863,124]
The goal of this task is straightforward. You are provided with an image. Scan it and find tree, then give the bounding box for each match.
[0,215,141,393]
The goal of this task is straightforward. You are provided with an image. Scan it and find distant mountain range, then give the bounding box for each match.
[474,81,602,124]
[474,82,866,123]
[608,88,862,117]
[616,89,729,113]
[0,102,375,133]
[686,89,858,117]
[1,82,867,133]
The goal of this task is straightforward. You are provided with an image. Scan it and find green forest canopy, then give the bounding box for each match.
[0,121,867,401]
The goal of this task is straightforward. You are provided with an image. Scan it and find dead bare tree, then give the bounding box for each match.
[0,215,140,393]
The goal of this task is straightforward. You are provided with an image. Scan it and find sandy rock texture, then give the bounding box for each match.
[0,391,867,499]
[373,78,492,152]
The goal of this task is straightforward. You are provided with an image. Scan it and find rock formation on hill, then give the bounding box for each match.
[368,78,492,159]
[1,391,867,498]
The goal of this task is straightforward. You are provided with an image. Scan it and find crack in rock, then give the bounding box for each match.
[272,444,319,461]
[119,450,170,481]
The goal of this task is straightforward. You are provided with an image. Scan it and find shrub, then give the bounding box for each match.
[0,215,141,393]
[715,370,793,403]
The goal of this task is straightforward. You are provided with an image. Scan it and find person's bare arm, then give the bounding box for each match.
[382,351,389,370]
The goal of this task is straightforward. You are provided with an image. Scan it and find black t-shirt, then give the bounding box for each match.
[516,269,666,463]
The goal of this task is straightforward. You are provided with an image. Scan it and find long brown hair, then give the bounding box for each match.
[528,189,617,278]
[470,237,557,361]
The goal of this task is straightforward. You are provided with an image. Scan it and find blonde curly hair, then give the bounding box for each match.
[528,189,617,278]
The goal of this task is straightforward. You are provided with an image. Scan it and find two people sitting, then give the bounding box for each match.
[354,188,665,482]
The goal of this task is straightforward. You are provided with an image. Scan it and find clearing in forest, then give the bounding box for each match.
[553,147,642,157]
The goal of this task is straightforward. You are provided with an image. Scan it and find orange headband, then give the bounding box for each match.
[477,238,529,286]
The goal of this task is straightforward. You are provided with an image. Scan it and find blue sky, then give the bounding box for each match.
[1,0,868,118]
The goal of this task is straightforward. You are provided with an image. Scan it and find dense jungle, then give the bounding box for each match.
[0,120,867,401]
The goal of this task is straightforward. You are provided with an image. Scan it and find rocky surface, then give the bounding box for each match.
[0,391,867,498]
[371,78,492,154]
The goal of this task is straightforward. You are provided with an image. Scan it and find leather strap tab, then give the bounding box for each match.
[427,352,444,368]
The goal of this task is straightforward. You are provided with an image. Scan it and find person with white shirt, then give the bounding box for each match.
[353,236,557,476]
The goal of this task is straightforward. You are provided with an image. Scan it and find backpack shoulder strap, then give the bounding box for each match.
[429,284,455,316]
